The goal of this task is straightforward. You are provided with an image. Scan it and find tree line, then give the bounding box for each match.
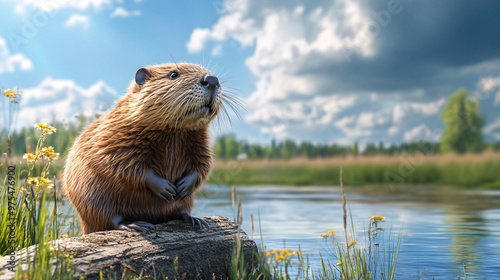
[1,89,499,160]
[213,135,448,160]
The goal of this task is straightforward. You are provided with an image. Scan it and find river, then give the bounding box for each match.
[193,184,500,279]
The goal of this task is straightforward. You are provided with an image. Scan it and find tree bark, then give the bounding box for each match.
[0,216,258,280]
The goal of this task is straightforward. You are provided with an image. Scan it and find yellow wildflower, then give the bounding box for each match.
[27,177,38,185]
[337,261,342,266]
[23,153,37,162]
[61,234,69,238]
[2,89,19,100]
[39,146,59,160]
[44,127,57,134]
[369,215,385,222]
[40,146,54,153]
[265,248,300,261]
[318,230,336,238]
[34,123,49,129]
[264,249,276,257]
[27,177,53,188]
[33,123,57,134]
[275,255,289,263]
[348,240,357,248]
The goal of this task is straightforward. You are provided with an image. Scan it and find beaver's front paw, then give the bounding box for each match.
[145,171,176,200]
[175,171,198,201]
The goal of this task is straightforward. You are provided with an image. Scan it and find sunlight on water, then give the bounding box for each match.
[194,184,500,279]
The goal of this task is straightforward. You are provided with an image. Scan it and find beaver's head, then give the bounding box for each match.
[125,63,224,130]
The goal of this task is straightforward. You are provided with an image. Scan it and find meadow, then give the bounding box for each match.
[210,152,500,189]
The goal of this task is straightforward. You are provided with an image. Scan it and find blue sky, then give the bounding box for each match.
[1,0,500,146]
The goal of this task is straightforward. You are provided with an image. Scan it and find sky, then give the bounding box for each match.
[1,0,500,146]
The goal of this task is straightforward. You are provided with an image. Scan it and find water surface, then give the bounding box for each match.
[193,184,500,279]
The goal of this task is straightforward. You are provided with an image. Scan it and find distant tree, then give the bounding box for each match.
[364,143,378,155]
[214,135,227,159]
[440,89,484,153]
[378,141,385,154]
[224,135,240,159]
[352,142,359,156]
[280,139,297,160]
[493,141,500,152]
[266,139,277,159]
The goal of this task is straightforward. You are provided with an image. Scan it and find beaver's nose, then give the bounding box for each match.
[200,76,220,92]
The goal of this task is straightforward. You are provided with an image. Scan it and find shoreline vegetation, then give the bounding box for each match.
[3,151,500,189]
[210,152,500,189]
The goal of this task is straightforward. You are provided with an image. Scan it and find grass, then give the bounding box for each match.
[210,153,500,189]
[228,169,404,280]
[0,124,79,280]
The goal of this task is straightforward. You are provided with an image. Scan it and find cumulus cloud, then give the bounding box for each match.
[17,77,118,128]
[0,37,33,74]
[65,14,90,29]
[187,0,500,143]
[403,125,432,142]
[110,7,141,17]
[392,99,446,123]
[484,117,500,141]
[477,75,500,106]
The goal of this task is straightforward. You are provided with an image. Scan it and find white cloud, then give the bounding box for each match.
[187,0,383,141]
[484,116,500,141]
[0,37,33,74]
[392,98,446,123]
[187,0,499,143]
[111,7,141,17]
[17,77,118,128]
[403,124,432,142]
[65,14,90,29]
[15,0,113,12]
[477,75,500,106]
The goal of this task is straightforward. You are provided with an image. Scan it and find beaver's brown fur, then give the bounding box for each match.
[64,63,223,234]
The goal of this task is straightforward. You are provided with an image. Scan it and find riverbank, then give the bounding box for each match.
[4,152,500,189]
[209,152,500,189]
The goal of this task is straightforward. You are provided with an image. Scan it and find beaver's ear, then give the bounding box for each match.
[135,68,150,85]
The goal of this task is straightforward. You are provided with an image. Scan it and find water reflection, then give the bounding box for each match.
[443,205,486,276]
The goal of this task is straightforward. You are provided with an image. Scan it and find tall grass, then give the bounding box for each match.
[210,159,500,188]
[0,123,77,279]
[229,169,402,280]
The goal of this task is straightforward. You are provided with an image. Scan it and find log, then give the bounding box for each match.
[0,216,258,280]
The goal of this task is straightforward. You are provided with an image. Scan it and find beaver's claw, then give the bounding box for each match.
[179,209,209,230]
[118,221,156,232]
[145,171,176,201]
[111,216,156,232]
[175,171,198,201]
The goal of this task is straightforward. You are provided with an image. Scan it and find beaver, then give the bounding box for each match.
[64,63,226,234]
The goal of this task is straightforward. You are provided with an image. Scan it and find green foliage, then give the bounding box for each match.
[440,89,485,154]
[0,115,91,158]
[352,142,359,157]
[0,124,79,279]
[210,160,500,188]
[493,141,500,152]
[212,135,441,161]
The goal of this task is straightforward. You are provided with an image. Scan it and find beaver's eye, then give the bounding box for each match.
[168,71,180,80]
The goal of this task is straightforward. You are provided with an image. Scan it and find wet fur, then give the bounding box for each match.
[64,63,217,234]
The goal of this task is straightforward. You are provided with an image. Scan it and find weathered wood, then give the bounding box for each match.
[0,216,258,280]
